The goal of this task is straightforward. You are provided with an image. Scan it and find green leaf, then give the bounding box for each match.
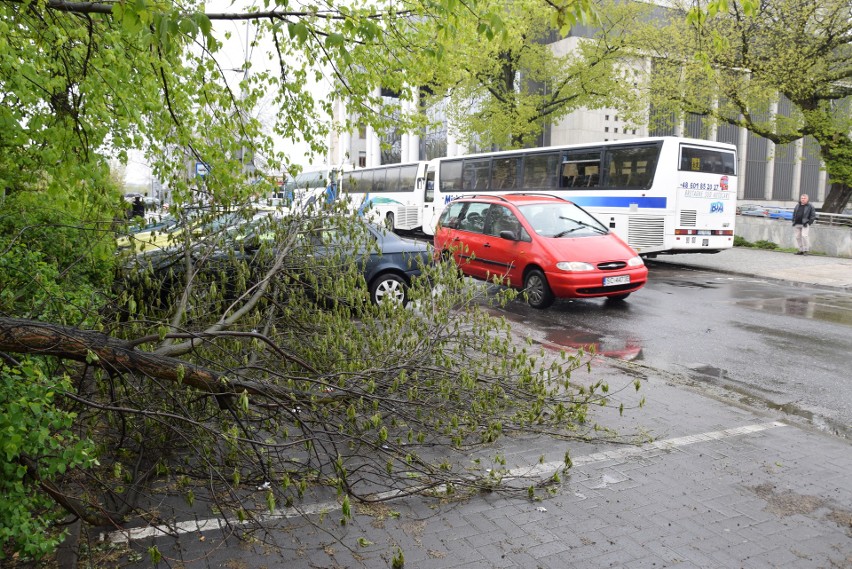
[342,494,351,519]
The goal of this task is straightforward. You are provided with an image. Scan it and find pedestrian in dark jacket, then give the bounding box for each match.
[131,196,145,219]
[792,193,817,255]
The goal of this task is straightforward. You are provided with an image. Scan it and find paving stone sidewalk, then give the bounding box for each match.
[112,355,852,569]
[80,246,852,568]
[649,247,852,291]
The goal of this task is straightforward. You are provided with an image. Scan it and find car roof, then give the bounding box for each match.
[454,193,572,206]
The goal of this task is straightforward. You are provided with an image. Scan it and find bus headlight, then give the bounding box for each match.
[627,256,644,267]
[556,261,594,271]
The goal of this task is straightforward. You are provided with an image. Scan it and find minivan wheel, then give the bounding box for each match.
[370,273,407,305]
[523,269,555,309]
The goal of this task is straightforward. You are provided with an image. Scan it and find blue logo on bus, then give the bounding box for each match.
[710,201,724,213]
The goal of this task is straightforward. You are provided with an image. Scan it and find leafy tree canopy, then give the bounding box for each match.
[423,0,646,149]
[632,0,852,211]
[0,0,645,564]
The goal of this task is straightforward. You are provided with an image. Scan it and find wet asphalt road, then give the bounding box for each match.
[492,262,852,439]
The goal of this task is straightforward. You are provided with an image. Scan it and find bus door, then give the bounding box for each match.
[421,164,439,235]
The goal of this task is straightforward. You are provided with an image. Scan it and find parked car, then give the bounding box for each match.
[116,216,179,251]
[120,215,431,306]
[737,203,766,215]
[294,219,432,305]
[738,205,794,220]
[739,205,771,217]
[116,210,247,253]
[433,194,647,308]
[766,207,793,221]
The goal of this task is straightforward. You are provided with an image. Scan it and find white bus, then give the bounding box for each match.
[272,166,353,211]
[339,161,429,231]
[420,136,737,256]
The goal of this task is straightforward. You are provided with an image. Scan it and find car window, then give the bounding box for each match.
[439,201,466,229]
[457,202,490,234]
[484,205,521,237]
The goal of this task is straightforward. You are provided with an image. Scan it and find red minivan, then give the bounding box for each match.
[434,194,648,308]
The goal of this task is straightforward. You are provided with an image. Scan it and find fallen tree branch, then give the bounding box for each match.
[0,317,238,406]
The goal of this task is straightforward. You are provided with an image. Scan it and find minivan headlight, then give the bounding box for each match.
[556,261,594,271]
[627,256,644,267]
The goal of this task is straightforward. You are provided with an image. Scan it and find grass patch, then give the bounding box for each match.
[734,236,781,250]
[753,240,780,250]
[734,236,802,253]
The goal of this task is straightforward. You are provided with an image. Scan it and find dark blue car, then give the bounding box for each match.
[122,215,432,307]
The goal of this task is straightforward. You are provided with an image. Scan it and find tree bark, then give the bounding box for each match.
[820,182,852,214]
[0,318,237,404]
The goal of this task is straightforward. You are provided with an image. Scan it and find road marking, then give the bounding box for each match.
[101,421,786,545]
[503,421,786,480]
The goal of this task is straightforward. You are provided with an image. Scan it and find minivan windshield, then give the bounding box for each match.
[519,203,608,238]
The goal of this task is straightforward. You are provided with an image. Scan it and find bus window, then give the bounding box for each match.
[440,160,463,192]
[356,170,372,193]
[372,169,387,192]
[399,164,418,191]
[491,156,520,190]
[463,158,491,191]
[603,145,661,188]
[680,146,736,175]
[560,151,601,188]
[523,152,560,189]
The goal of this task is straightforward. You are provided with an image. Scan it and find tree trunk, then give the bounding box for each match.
[820,182,852,214]
[0,318,236,403]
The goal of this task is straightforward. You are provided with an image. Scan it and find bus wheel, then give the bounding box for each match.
[523,269,555,309]
[385,212,395,229]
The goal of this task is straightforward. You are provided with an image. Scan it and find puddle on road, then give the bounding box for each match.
[736,294,852,325]
[541,327,643,361]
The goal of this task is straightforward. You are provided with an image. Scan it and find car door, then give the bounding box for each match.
[454,202,494,280]
[434,200,466,263]
[479,205,526,286]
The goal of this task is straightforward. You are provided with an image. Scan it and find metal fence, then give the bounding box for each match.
[816,213,852,228]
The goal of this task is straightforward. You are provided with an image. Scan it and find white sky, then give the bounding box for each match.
[125,1,327,185]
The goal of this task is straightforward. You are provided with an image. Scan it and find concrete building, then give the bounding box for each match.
[327,30,832,210]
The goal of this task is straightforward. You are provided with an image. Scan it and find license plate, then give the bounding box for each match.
[603,275,630,286]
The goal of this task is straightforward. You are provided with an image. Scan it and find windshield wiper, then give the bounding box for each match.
[557,217,607,235]
[554,227,583,238]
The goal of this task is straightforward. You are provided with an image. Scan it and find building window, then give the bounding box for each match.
[605,114,610,121]
[604,127,609,132]
[614,128,618,133]
[615,116,619,122]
